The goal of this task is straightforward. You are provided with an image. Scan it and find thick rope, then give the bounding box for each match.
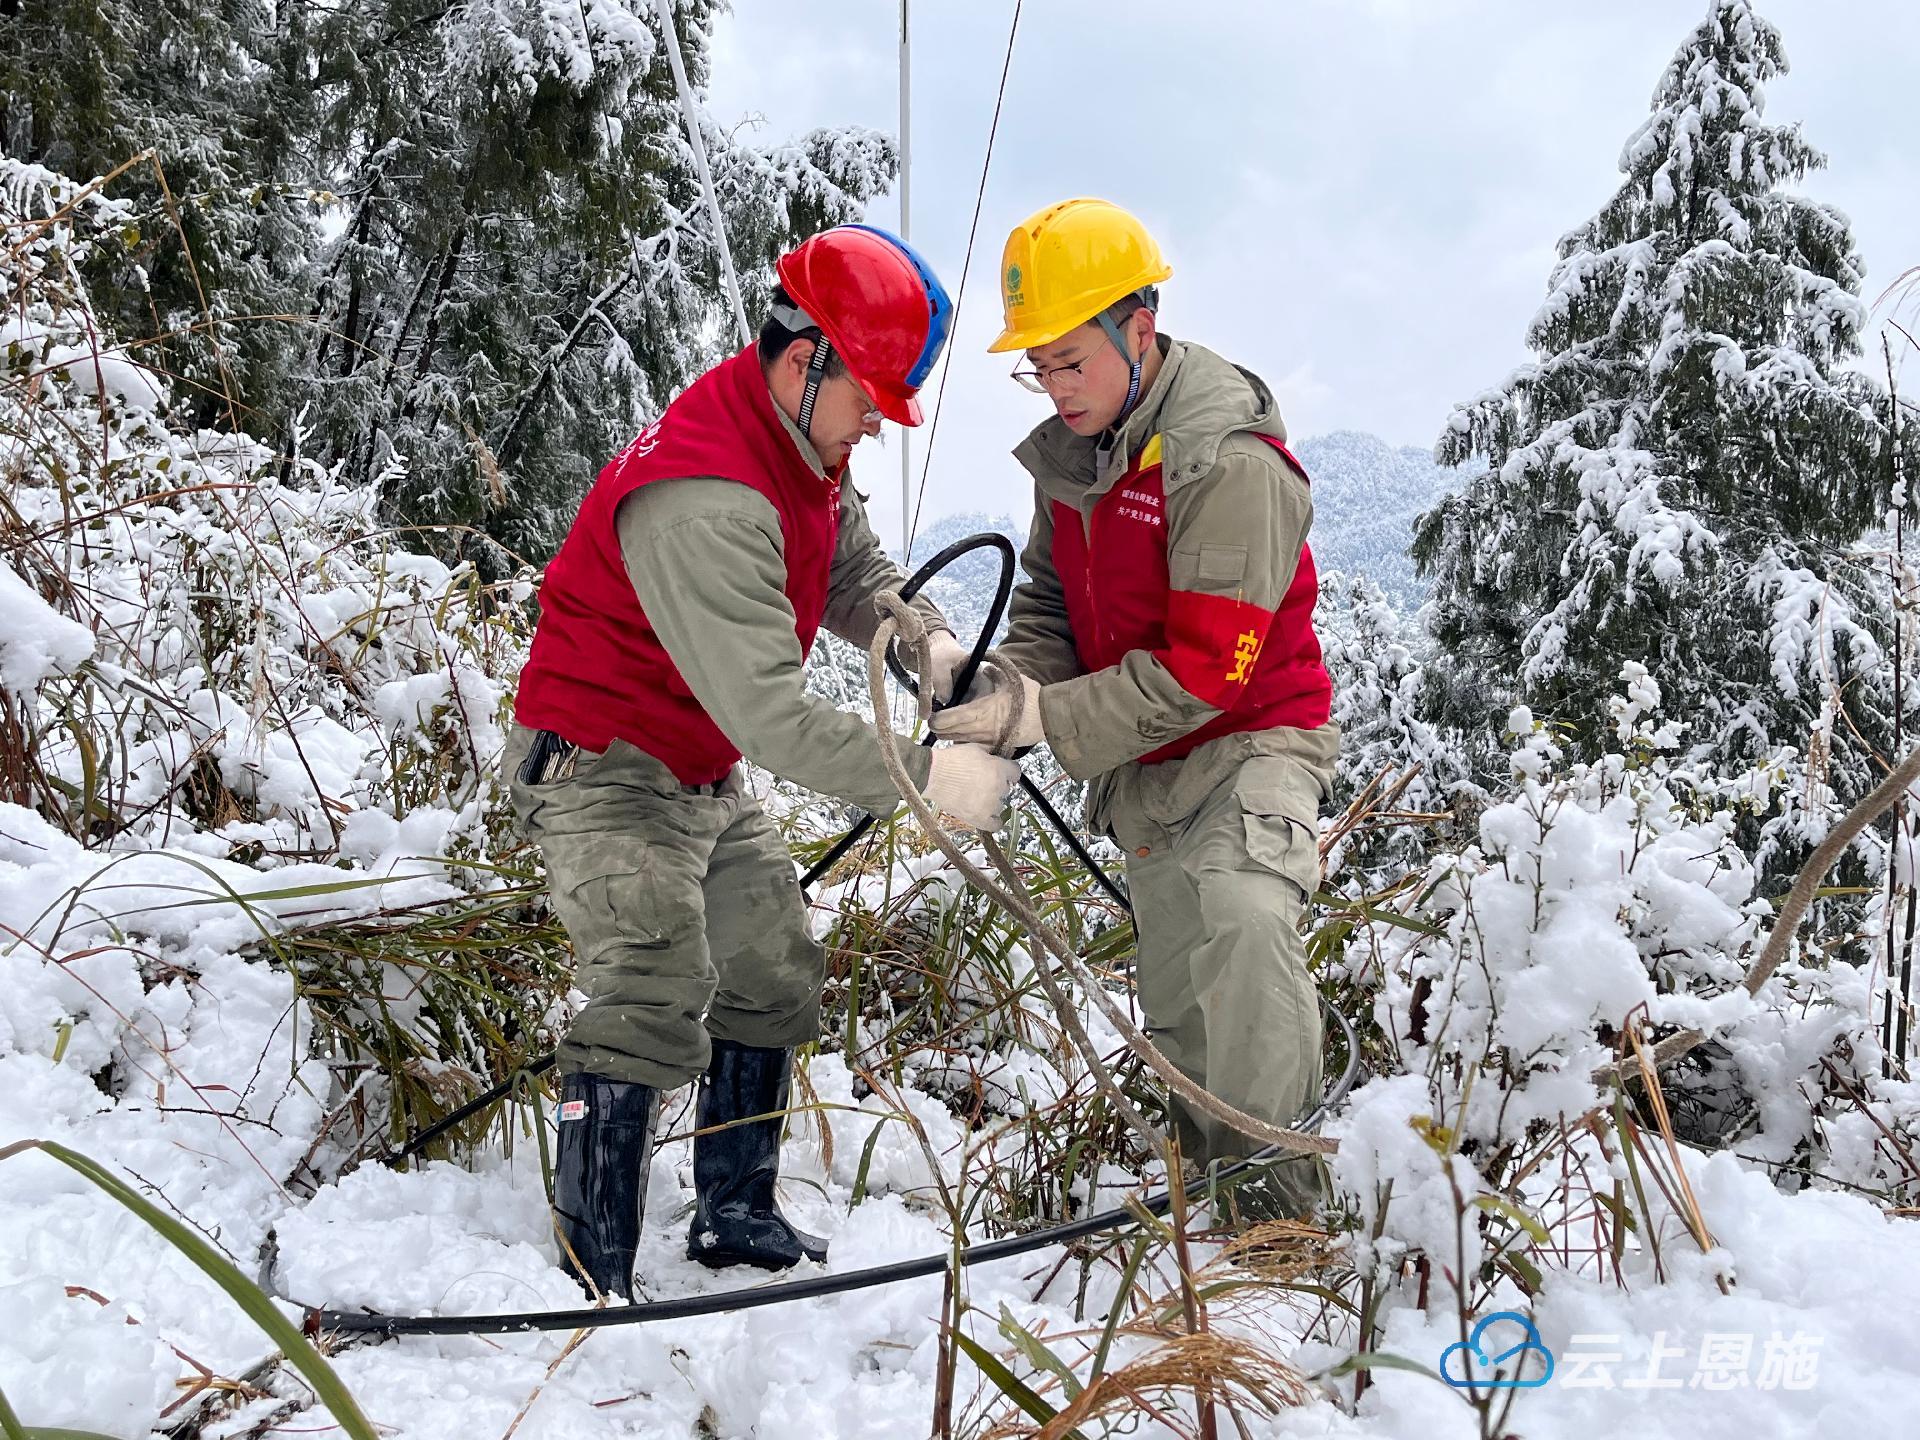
[869,590,1338,1158]
[885,614,1157,1150]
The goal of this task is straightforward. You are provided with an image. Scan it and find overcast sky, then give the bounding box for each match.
[704,0,1919,549]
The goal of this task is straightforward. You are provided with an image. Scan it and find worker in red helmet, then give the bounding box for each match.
[509,226,1020,1297]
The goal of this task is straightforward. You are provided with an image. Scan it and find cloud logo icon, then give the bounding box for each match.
[1439,1311,1555,1390]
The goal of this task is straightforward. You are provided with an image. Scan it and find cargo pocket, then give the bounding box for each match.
[541,836,673,966]
[1235,782,1320,904]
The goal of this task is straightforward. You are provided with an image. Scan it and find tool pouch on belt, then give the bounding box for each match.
[518,728,582,787]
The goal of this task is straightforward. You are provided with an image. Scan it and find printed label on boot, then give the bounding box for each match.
[559,1099,588,1121]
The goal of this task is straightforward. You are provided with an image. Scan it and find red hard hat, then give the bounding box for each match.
[774,225,953,427]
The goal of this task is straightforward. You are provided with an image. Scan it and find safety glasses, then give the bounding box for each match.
[1010,350,1099,394]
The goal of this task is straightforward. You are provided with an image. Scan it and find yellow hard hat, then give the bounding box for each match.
[988,198,1173,354]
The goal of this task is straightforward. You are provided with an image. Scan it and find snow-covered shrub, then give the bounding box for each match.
[1316,568,1478,881]
[1328,663,1920,1366]
[0,152,574,1162]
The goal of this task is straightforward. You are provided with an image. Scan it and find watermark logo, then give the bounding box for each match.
[1557,1330,1821,1391]
[1440,1311,1554,1390]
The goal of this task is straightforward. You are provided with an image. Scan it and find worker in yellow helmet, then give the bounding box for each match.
[933,198,1339,1219]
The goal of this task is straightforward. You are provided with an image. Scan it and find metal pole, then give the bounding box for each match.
[899,0,913,558]
[653,0,752,348]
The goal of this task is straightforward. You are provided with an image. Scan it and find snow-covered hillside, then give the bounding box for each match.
[1292,431,1464,609]
[896,510,1029,644]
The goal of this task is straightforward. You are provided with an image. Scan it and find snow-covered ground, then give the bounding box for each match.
[8,828,1920,1438]
[8,666,1920,1437]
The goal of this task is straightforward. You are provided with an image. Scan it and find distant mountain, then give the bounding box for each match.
[1292,431,1467,608]
[893,511,1028,641]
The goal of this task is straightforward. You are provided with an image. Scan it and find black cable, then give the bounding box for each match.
[800,532,1016,888]
[1017,776,1131,912]
[871,535,1129,911]
[386,1055,557,1168]
[310,1000,1360,1338]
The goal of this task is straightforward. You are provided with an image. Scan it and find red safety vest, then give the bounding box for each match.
[514,346,842,783]
[1050,432,1331,764]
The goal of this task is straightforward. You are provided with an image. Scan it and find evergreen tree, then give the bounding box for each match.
[293,0,895,564]
[3,2,898,564]
[0,1,319,422]
[1413,0,1914,795]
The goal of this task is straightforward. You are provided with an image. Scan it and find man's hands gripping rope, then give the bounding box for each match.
[917,628,975,705]
[923,744,1021,831]
[928,667,1044,752]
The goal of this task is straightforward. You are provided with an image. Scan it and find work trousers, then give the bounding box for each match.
[505,724,826,1090]
[1090,725,1339,1212]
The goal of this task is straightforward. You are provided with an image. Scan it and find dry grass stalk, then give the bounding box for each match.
[982,1332,1312,1440]
[1213,1218,1342,1284]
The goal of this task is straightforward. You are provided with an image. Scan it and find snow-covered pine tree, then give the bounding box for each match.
[294,0,896,564]
[0,1,319,423]
[1412,0,1914,802]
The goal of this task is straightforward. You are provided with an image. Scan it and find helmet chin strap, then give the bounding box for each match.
[771,301,834,440]
[1095,286,1158,425]
[1095,311,1143,419]
[796,335,832,435]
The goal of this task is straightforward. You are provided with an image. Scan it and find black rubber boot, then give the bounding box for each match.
[552,1072,659,1300]
[687,1038,828,1270]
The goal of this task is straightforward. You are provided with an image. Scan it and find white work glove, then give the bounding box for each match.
[923,743,1022,831]
[949,658,1002,707]
[920,629,973,703]
[929,672,1044,752]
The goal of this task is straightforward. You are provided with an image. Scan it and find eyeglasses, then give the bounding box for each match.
[838,373,883,424]
[1010,351,1099,394]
